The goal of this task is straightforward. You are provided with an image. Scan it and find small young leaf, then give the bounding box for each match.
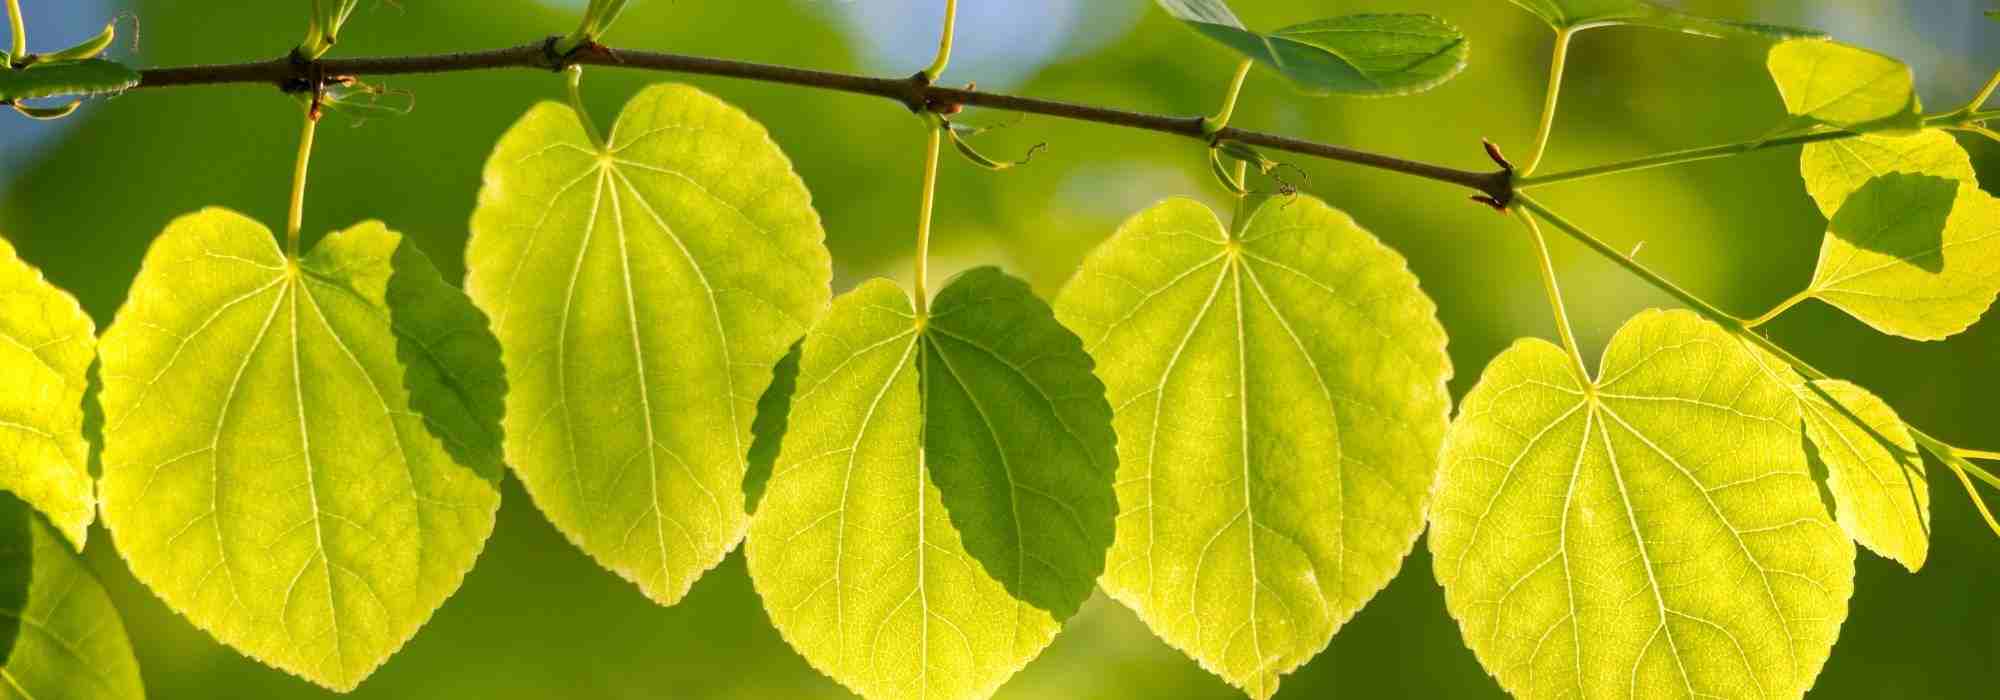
[0,494,146,700]
[0,236,95,549]
[98,210,506,691]
[467,83,832,605]
[747,268,1115,700]
[1808,173,2000,340]
[1768,39,1922,132]
[1153,2,1468,97]
[1054,195,1451,698]
[0,58,138,102]
[1505,0,1822,38]
[1797,380,1929,571]
[1800,130,1975,217]
[1431,309,1853,700]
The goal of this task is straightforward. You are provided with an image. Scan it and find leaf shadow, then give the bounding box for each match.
[743,340,803,516]
[0,492,31,664]
[1828,173,1958,274]
[385,237,508,485]
[919,267,1118,622]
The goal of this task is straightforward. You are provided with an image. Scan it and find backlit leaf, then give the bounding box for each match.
[1504,0,1822,38]
[747,268,1116,700]
[1797,380,1929,572]
[1799,130,1975,217]
[1431,309,1853,700]
[98,210,506,691]
[0,493,145,700]
[466,83,832,605]
[1054,195,1452,698]
[0,59,138,102]
[1808,173,2000,340]
[0,236,94,549]
[1153,2,1469,97]
[1768,39,1922,132]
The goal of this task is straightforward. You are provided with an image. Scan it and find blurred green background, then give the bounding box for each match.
[4,0,1998,697]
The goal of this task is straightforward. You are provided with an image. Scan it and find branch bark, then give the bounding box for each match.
[133,41,1514,203]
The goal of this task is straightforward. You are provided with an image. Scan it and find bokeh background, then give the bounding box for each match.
[4,0,1998,697]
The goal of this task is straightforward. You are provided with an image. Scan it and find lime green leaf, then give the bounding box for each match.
[0,494,145,700]
[0,58,138,102]
[1800,130,1975,217]
[97,210,505,691]
[0,237,94,550]
[1054,195,1451,698]
[1808,173,2000,340]
[1431,309,1853,700]
[1797,380,1929,571]
[1154,2,1468,97]
[1505,0,1822,37]
[1768,39,1923,132]
[747,268,1116,700]
[467,83,832,605]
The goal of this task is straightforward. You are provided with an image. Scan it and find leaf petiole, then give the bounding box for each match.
[1203,59,1254,137]
[565,65,606,150]
[1520,28,1575,177]
[1743,289,1812,328]
[913,118,944,317]
[287,107,319,259]
[920,0,958,83]
[6,0,23,62]
[1512,207,1591,384]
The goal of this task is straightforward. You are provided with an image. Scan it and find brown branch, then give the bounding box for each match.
[133,41,1514,203]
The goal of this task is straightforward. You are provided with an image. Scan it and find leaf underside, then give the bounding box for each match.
[748,268,1116,700]
[466,83,832,606]
[1154,1,1469,97]
[1796,380,1929,571]
[1767,39,1922,132]
[1431,309,1854,700]
[0,236,95,549]
[1809,173,2000,341]
[1054,195,1452,698]
[1799,130,1975,218]
[97,210,506,691]
[0,59,139,102]
[1506,0,1822,37]
[0,494,146,700]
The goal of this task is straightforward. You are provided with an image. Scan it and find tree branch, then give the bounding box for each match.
[132,41,1514,203]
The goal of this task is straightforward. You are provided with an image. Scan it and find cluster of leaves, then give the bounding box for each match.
[0,1,1996,699]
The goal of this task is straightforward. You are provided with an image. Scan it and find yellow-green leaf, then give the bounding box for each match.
[747,268,1116,700]
[1799,130,1975,217]
[1768,39,1922,132]
[1808,173,2000,340]
[1431,309,1853,700]
[1798,380,1929,572]
[0,236,94,549]
[1054,195,1451,698]
[0,493,145,700]
[98,210,506,691]
[467,83,832,605]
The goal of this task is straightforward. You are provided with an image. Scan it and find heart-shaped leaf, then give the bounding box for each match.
[467,83,833,605]
[98,210,506,691]
[1797,380,1929,571]
[0,493,146,700]
[1768,39,1923,132]
[1808,173,2000,340]
[747,268,1116,700]
[0,236,94,549]
[1431,309,1853,700]
[1055,195,1451,698]
[1800,130,1975,217]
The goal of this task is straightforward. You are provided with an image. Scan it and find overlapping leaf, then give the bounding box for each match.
[0,494,145,700]
[1768,39,1922,132]
[747,268,1115,700]
[0,236,94,549]
[467,83,832,605]
[1504,0,1821,38]
[1807,173,2000,340]
[1796,380,1929,571]
[1431,309,1853,700]
[1799,130,1975,217]
[0,59,138,102]
[98,210,506,691]
[1054,195,1452,698]
[1153,1,1468,97]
